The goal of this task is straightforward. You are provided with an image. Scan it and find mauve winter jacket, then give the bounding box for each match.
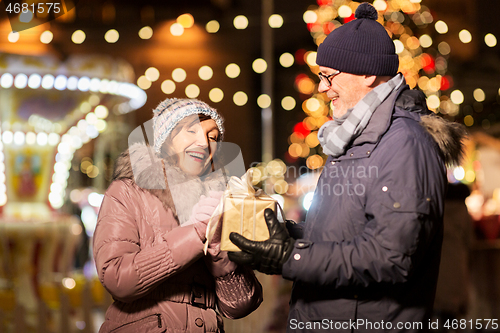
[93,144,263,333]
[282,86,466,332]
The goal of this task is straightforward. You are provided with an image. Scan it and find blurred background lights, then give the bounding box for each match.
[105,29,119,43]
[209,88,224,103]
[198,66,213,80]
[206,20,220,33]
[8,32,20,43]
[13,132,24,146]
[303,10,317,24]
[170,23,184,36]
[305,52,317,66]
[177,13,194,28]
[282,96,296,111]
[435,20,448,34]
[72,30,86,44]
[459,29,472,43]
[95,105,109,119]
[26,132,36,145]
[252,58,267,73]
[28,74,41,89]
[233,91,248,106]
[1,73,13,88]
[279,53,294,68]
[426,95,440,109]
[438,42,451,55]
[225,63,240,78]
[161,80,176,94]
[302,192,314,211]
[464,115,474,126]
[484,33,497,47]
[268,14,283,28]
[77,77,90,91]
[42,74,54,89]
[40,30,53,44]
[373,0,388,11]
[139,26,153,39]
[338,5,353,18]
[19,10,34,23]
[453,166,465,181]
[145,67,160,82]
[14,74,28,89]
[172,68,187,82]
[54,75,67,90]
[474,88,485,102]
[257,94,271,108]
[37,132,48,146]
[419,34,433,48]
[2,132,13,145]
[137,75,151,90]
[394,40,404,54]
[233,15,249,29]
[185,84,200,98]
[450,90,464,104]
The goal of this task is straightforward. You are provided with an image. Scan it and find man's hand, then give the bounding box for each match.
[228,208,295,275]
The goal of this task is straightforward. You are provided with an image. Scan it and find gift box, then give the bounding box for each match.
[204,169,279,253]
[220,194,276,252]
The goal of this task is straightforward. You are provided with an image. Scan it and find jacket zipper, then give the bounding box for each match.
[157,314,162,328]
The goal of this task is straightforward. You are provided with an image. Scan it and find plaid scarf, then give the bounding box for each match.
[318,73,405,157]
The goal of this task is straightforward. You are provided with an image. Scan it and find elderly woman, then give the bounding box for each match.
[93,98,262,332]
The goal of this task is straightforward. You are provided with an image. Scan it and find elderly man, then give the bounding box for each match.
[229,2,467,332]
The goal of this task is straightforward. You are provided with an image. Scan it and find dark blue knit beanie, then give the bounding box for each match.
[316,2,399,76]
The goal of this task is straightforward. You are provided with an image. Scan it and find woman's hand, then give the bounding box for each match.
[191,191,223,242]
[205,216,237,277]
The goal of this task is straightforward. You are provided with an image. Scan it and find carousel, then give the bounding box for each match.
[0,52,146,332]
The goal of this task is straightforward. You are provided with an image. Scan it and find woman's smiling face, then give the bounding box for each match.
[164,115,219,176]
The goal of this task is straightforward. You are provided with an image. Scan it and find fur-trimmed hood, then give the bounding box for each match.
[395,88,468,167]
[112,142,226,225]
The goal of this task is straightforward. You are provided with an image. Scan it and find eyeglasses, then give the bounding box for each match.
[318,70,341,87]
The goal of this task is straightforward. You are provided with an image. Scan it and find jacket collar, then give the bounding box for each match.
[334,84,409,161]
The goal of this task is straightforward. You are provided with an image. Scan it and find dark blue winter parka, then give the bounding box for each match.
[282,84,466,333]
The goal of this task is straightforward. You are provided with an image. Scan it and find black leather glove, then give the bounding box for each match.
[228,208,295,275]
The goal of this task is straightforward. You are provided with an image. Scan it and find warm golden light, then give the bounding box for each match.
[233,15,249,29]
[257,94,271,108]
[177,14,194,28]
[105,29,119,43]
[252,58,267,74]
[185,84,200,98]
[40,30,53,44]
[279,53,294,68]
[198,66,213,81]
[206,20,220,33]
[459,29,472,43]
[338,5,352,18]
[209,88,224,103]
[269,14,284,28]
[8,32,20,43]
[281,96,296,111]
[485,33,497,47]
[170,23,184,36]
[225,63,240,78]
[435,21,448,34]
[172,68,187,82]
[450,90,464,105]
[161,80,176,94]
[137,76,151,90]
[473,88,485,102]
[145,67,160,82]
[303,10,317,24]
[72,30,86,44]
[233,91,248,106]
[139,26,153,39]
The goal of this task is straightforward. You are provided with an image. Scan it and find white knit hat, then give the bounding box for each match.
[152,98,224,154]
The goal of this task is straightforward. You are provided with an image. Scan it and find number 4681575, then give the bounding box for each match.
[5,3,61,15]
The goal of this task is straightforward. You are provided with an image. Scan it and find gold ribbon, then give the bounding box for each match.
[203,169,279,254]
